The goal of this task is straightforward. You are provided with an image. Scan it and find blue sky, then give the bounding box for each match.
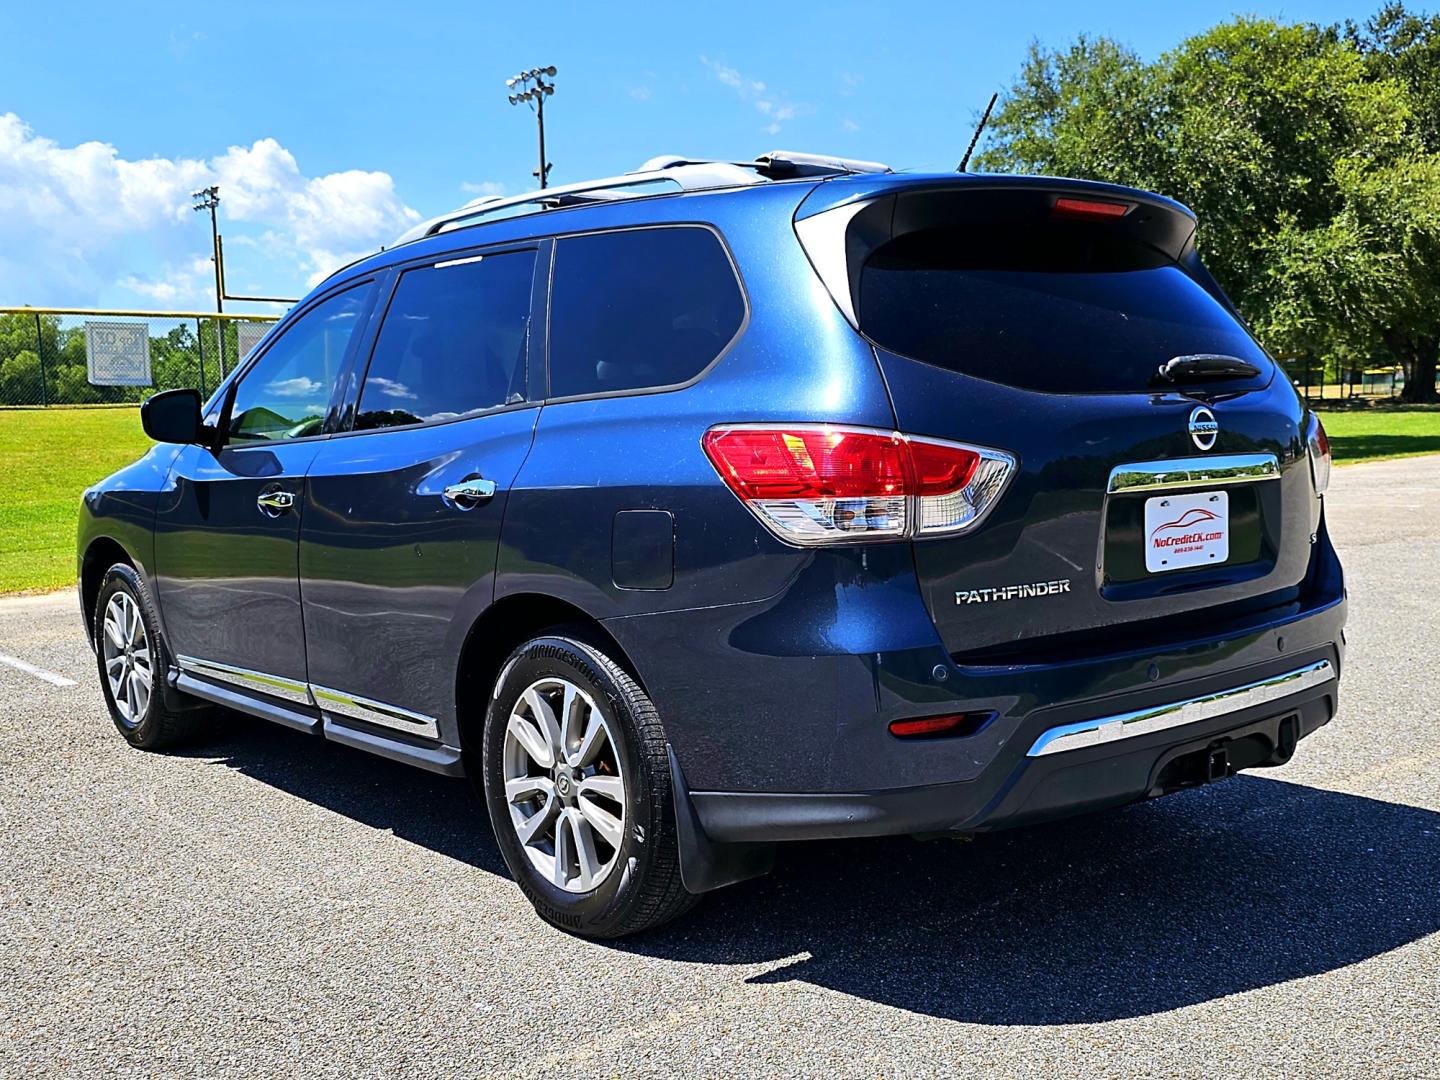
[0,0,1378,311]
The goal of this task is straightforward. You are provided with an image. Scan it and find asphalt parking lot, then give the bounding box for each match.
[1,456,1437,1078]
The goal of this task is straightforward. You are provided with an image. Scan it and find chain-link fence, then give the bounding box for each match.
[0,308,282,408]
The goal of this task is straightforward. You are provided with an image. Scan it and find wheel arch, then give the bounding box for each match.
[80,536,136,644]
[454,592,648,753]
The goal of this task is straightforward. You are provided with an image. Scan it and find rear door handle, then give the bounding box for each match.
[443,477,497,509]
[257,487,295,517]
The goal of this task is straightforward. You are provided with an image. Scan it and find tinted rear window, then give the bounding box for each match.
[858,222,1271,394]
[548,227,744,398]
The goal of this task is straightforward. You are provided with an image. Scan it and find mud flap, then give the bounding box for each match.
[667,744,775,894]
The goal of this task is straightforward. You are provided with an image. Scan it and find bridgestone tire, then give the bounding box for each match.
[482,633,697,938]
[93,564,212,750]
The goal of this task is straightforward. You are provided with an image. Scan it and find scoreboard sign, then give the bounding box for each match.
[85,320,151,387]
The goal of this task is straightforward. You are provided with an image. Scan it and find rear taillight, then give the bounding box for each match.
[702,424,1016,545]
[1306,413,1331,496]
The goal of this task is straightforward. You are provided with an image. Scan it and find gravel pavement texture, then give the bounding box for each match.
[1,456,1437,1078]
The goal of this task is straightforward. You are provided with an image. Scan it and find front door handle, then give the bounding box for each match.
[442,477,498,510]
[256,487,296,517]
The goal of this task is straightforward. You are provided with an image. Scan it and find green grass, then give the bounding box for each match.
[0,407,151,593]
[1319,407,1440,465]
[0,403,1436,596]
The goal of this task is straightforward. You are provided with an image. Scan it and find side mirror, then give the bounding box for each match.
[141,388,203,444]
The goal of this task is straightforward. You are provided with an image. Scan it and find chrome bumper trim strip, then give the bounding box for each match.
[1108,453,1280,494]
[176,655,315,707]
[311,684,440,740]
[1026,659,1335,758]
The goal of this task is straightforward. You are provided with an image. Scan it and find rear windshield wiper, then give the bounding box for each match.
[1154,354,1263,385]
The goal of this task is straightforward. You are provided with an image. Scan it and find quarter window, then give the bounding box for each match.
[227,284,370,442]
[548,227,744,398]
[356,250,537,430]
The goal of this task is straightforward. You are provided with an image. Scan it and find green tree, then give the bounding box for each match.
[977,7,1440,401]
[0,313,61,364]
[1350,3,1440,152]
[1346,5,1440,398]
[0,350,43,405]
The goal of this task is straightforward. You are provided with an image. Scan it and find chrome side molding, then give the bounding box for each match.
[177,655,440,740]
[1026,659,1335,757]
[1107,453,1280,494]
[177,655,315,707]
[311,684,440,740]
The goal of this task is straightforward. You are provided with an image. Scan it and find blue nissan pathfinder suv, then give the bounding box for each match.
[79,152,1345,938]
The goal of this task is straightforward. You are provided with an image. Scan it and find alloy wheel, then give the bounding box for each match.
[102,591,152,728]
[502,676,627,893]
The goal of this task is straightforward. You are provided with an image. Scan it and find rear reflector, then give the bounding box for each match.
[702,424,1015,545]
[1052,196,1131,220]
[889,712,993,739]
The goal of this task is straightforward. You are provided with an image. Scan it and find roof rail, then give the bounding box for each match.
[393,161,764,245]
[638,150,893,179]
[752,151,893,178]
[391,150,894,246]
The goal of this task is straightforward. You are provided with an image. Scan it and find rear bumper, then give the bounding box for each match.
[690,649,1339,842]
[605,514,1346,877]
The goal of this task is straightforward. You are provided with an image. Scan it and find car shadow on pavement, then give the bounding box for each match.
[193,719,1440,1025]
[641,775,1440,1024]
[185,716,510,878]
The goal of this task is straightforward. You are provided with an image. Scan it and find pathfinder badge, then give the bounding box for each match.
[955,579,1072,605]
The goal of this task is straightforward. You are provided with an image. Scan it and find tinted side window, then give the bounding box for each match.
[227,284,371,442]
[356,250,536,430]
[548,228,744,398]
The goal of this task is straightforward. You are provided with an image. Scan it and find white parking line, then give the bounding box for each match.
[0,654,78,687]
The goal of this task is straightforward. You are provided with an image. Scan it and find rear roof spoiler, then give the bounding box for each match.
[794,172,1196,225]
[793,174,1200,327]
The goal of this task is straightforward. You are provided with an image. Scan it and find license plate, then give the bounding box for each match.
[1144,491,1229,573]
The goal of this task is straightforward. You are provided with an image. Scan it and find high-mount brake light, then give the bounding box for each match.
[1306,413,1332,496]
[1052,196,1131,220]
[702,425,1016,546]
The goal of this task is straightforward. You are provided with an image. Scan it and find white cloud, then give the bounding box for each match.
[366,376,416,400]
[207,138,420,288]
[460,179,505,197]
[266,375,323,398]
[841,118,861,133]
[117,256,214,304]
[703,59,766,95]
[0,112,420,307]
[629,86,652,102]
[699,57,808,134]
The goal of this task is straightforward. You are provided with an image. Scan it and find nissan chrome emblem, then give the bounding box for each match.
[1188,405,1219,451]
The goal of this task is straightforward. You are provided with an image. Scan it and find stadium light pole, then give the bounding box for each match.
[507,66,557,188]
[192,185,223,313]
